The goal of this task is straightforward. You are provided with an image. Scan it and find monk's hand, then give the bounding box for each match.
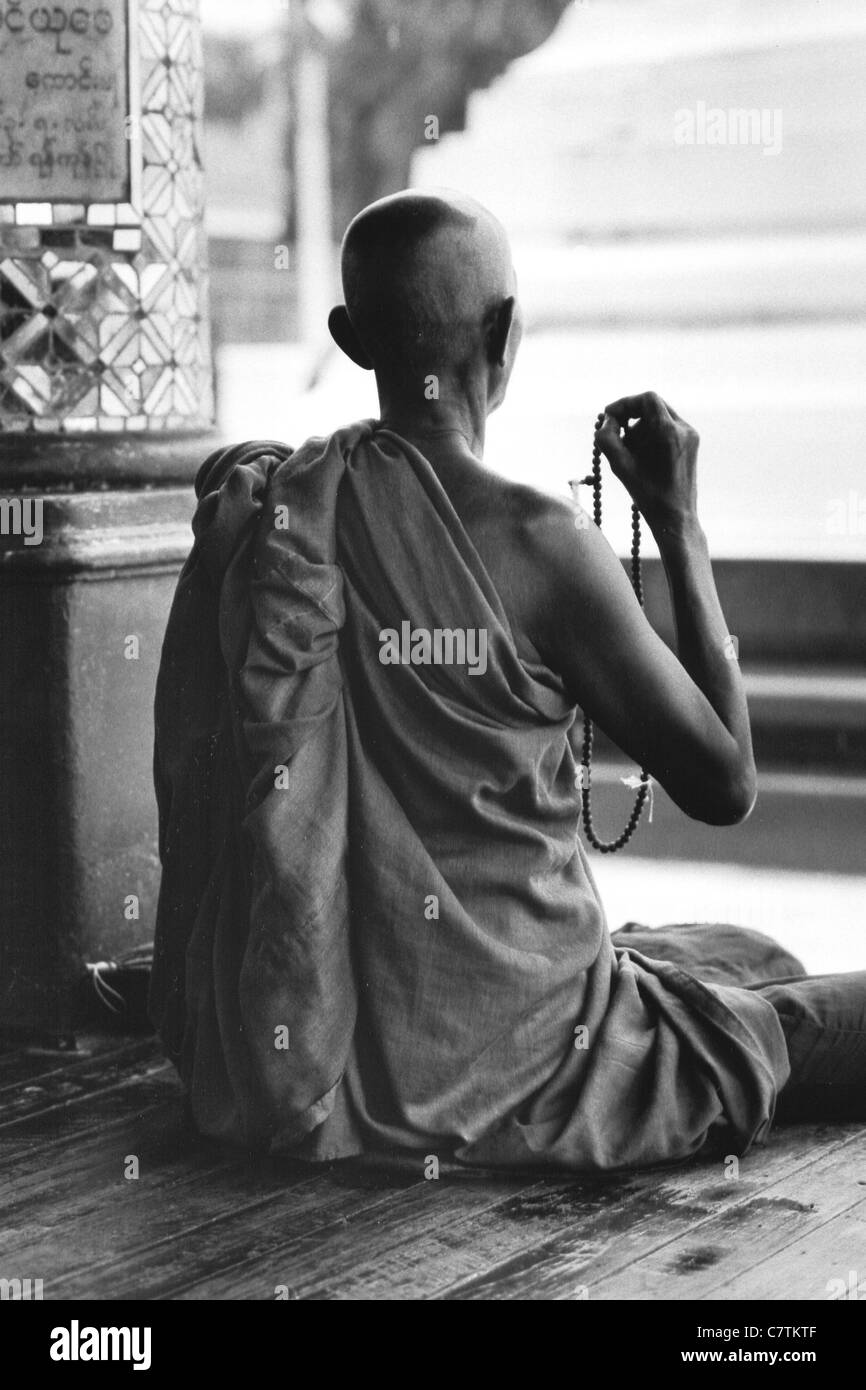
[595,392,699,536]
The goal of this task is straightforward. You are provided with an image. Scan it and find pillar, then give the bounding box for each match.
[0,0,215,1040]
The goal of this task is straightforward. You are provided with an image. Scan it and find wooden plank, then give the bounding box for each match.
[319,1129,863,1302]
[0,1056,423,1301]
[371,1127,860,1303]
[176,1126,858,1301]
[707,1199,866,1301]
[47,1165,434,1300]
[0,1048,77,1086]
[0,1036,155,1093]
[0,1067,179,1168]
[436,1129,866,1301]
[3,1029,862,1302]
[3,1156,327,1286]
[261,1174,633,1303]
[0,1098,190,1210]
[594,1132,866,1302]
[0,1039,162,1122]
[0,1063,541,1301]
[0,1108,251,1261]
[0,1060,415,1299]
[0,1033,149,1078]
[171,1171,556,1303]
[0,1062,357,1293]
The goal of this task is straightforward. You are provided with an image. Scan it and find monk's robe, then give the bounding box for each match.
[151,421,790,1169]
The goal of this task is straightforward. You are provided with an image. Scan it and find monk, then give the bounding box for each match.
[150,190,866,1167]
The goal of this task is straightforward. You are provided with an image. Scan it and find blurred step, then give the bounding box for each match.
[592,853,866,975]
[586,762,866,874]
[743,665,866,770]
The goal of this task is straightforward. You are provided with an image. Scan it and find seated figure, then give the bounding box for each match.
[150,189,865,1167]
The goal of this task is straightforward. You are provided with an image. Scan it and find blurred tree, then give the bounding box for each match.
[203,35,268,123]
[287,0,572,239]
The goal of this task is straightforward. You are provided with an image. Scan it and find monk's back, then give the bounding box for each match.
[417,434,555,670]
[331,424,614,1151]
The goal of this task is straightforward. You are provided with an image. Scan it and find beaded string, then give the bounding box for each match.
[576,412,651,853]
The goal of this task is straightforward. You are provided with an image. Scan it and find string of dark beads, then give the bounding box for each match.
[578,412,651,853]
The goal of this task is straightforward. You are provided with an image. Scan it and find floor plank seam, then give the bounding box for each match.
[0,1063,175,1135]
[697,1191,866,1300]
[430,1129,866,1301]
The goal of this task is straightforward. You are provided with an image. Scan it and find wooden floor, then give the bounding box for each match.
[1,1034,864,1301]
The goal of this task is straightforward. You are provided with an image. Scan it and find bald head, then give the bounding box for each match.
[329,189,520,399]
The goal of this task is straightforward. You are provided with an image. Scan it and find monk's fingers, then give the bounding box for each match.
[604,391,673,428]
[595,413,634,472]
[622,417,649,448]
[595,412,626,446]
[596,411,650,462]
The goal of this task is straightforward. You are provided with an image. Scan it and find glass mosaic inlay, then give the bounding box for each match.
[0,0,213,433]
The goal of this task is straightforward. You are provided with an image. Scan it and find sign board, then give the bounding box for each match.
[0,2,137,205]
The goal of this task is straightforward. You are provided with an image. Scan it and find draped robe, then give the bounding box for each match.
[151,422,790,1168]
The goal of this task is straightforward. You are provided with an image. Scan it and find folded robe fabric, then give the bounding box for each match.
[151,421,791,1169]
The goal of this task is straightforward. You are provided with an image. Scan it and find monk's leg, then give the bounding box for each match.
[751,972,866,1122]
[610,921,805,985]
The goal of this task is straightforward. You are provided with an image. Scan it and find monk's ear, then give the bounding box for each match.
[328,306,373,370]
[485,296,517,368]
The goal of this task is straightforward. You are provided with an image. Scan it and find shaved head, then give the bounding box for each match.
[333,189,519,389]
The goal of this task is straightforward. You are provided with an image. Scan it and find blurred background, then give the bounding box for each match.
[202,0,866,968]
[204,0,866,561]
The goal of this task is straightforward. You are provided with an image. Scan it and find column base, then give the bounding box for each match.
[0,482,198,1041]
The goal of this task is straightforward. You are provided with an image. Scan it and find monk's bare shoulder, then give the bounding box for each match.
[477,474,592,566]
[424,447,599,658]
[453,471,571,549]
[456,474,590,653]
[467,471,643,684]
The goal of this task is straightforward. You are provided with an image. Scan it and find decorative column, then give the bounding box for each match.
[0,0,215,1040]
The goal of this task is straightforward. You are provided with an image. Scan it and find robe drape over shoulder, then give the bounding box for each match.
[151,422,790,1168]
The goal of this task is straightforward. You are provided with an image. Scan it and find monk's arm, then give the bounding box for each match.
[525,500,756,827]
[532,506,755,824]
[655,513,755,796]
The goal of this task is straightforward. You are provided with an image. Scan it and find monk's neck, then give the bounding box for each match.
[377,389,487,461]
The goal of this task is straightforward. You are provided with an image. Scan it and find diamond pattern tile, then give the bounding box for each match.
[0,0,212,433]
